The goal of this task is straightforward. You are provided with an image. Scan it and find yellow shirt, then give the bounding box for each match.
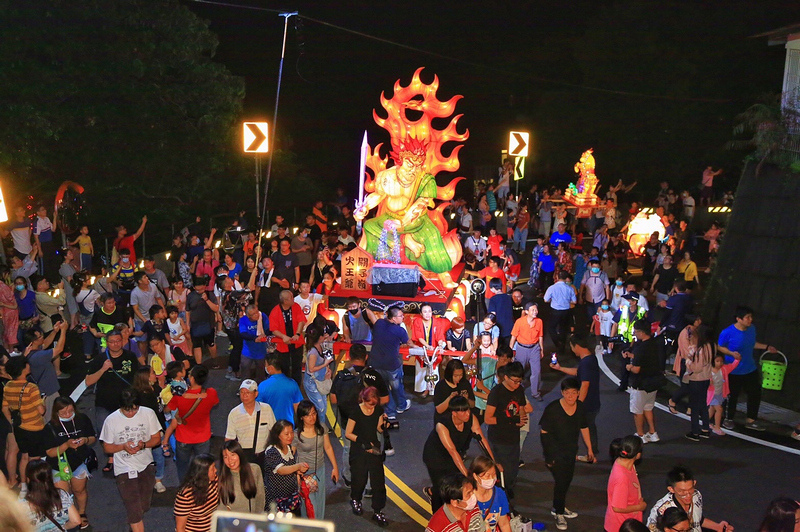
[678,260,698,282]
[76,235,92,254]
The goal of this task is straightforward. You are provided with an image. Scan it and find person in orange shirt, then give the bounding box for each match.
[509,302,545,401]
[312,200,328,233]
[411,303,448,396]
[486,228,503,259]
[465,257,507,301]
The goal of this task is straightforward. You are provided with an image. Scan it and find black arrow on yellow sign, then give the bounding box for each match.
[245,123,267,152]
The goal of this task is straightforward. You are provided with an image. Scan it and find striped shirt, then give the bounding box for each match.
[2,380,45,431]
[174,479,219,532]
[225,402,276,454]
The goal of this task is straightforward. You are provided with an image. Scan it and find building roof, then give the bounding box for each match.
[751,23,800,46]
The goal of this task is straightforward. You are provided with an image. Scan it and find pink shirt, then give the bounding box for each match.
[605,461,642,532]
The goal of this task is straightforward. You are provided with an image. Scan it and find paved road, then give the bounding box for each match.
[72,342,800,532]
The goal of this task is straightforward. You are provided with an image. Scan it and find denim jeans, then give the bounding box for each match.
[152,443,166,480]
[377,367,407,419]
[303,373,328,426]
[176,439,210,481]
[513,227,528,252]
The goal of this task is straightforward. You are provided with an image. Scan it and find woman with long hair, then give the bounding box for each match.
[303,326,333,422]
[345,386,389,526]
[21,460,80,532]
[264,419,308,515]
[217,440,264,514]
[432,359,475,426]
[294,400,339,519]
[174,454,219,532]
[131,366,168,493]
[684,324,714,441]
[605,435,646,532]
[758,497,800,532]
[469,455,511,532]
[0,266,18,351]
[44,396,96,530]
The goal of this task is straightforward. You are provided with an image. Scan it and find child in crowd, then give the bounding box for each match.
[596,298,615,354]
[159,361,187,458]
[707,351,740,436]
[610,276,626,311]
[466,331,497,413]
[69,225,94,271]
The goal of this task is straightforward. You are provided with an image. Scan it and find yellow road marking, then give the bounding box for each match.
[386,485,430,527]
[384,467,432,515]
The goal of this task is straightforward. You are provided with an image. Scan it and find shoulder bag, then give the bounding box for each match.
[10,383,27,428]
[308,348,332,395]
[302,432,321,493]
[174,396,203,425]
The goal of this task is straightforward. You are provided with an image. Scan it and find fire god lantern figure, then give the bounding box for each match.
[354,68,467,288]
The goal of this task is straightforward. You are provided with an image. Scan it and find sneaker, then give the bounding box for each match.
[575,455,592,463]
[554,513,568,530]
[551,508,578,519]
[647,431,660,443]
[154,481,166,493]
[684,432,700,442]
[225,373,241,381]
[216,330,228,337]
[745,420,766,431]
[384,447,395,457]
[699,431,711,439]
[364,488,373,498]
[57,373,71,380]
[791,431,800,441]
[372,511,388,527]
[397,399,412,413]
[637,433,648,444]
[518,459,525,467]
[722,419,735,430]
[350,499,363,516]
[532,394,544,402]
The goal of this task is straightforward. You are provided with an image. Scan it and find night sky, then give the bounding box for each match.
[184,0,800,198]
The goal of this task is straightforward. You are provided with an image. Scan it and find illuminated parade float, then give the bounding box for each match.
[328,68,468,317]
[563,148,602,217]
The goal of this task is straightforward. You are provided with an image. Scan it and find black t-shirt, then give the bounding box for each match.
[139,388,166,430]
[486,383,526,445]
[141,319,167,341]
[445,329,472,351]
[539,399,588,462]
[272,251,298,282]
[630,337,661,390]
[43,413,96,471]
[422,414,474,468]
[654,266,678,294]
[304,224,322,242]
[186,290,217,326]
[433,379,475,425]
[330,365,388,422]
[349,403,383,452]
[90,306,128,335]
[89,350,141,411]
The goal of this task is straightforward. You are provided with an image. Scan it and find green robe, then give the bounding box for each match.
[363,173,454,274]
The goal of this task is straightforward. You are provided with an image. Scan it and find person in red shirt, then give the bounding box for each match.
[411,303,449,397]
[425,474,485,532]
[466,256,507,301]
[193,249,220,291]
[269,290,308,385]
[486,228,503,259]
[166,364,219,481]
[113,216,147,265]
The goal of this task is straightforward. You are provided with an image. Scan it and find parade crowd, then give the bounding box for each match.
[0,170,795,532]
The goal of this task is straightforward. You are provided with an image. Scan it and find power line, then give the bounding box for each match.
[188,0,736,103]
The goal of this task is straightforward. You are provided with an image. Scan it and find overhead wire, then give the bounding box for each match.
[188,0,735,103]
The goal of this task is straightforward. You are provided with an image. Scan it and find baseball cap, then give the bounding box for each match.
[623,293,638,301]
[239,379,258,392]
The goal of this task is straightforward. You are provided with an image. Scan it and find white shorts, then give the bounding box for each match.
[629,389,657,415]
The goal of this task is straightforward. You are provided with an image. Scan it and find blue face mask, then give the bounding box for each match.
[58,414,75,423]
[601,304,609,310]
[616,280,623,286]
[15,285,25,292]
[591,267,601,274]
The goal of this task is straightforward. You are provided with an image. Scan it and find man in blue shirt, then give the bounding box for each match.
[717,306,777,432]
[549,223,573,247]
[257,352,303,425]
[544,271,576,352]
[486,278,514,342]
[370,306,412,421]
[239,304,270,382]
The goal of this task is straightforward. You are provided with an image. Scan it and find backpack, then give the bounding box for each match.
[334,366,365,421]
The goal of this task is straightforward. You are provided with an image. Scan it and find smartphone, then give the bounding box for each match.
[551,353,558,365]
[212,511,335,532]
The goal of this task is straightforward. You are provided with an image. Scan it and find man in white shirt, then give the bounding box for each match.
[100,389,162,532]
[294,281,323,322]
[226,379,276,463]
[681,190,696,221]
[464,229,487,264]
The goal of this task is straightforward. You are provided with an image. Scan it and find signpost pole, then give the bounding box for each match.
[255,157,260,218]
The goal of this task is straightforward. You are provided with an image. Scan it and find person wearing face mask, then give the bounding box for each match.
[43,396,97,530]
[595,298,615,354]
[470,456,511,532]
[425,473,486,532]
[580,259,610,321]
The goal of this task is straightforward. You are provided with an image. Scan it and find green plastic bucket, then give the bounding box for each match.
[760,351,787,391]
